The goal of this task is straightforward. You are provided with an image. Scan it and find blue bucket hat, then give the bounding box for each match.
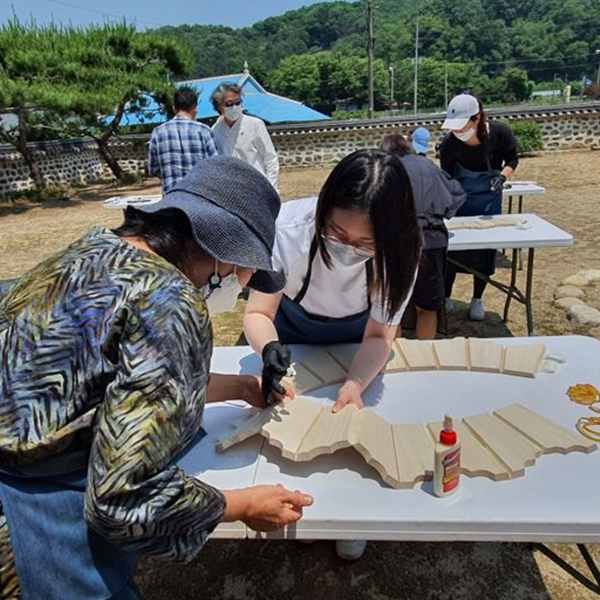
[137,156,285,293]
[411,127,431,155]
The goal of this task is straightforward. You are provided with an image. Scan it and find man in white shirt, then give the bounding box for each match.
[211,84,279,191]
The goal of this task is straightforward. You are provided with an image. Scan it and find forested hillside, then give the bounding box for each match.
[154,0,600,111]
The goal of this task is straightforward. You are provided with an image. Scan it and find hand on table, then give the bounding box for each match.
[230,485,314,532]
[261,341,292,405]
[332,380,363,413]
[240,375,291,409]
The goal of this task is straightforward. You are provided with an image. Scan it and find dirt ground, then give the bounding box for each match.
[1,150,600,599]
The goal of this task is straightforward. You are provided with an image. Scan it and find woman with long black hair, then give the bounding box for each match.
[440,94,518,321]
[243,149,422,560]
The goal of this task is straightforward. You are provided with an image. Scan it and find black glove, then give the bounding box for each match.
[261,341,292,404]
[490,174,507,192]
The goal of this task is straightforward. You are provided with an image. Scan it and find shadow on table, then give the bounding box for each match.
[260,444,383,487]
[136,539,557,600]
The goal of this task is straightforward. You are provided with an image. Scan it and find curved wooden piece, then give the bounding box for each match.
[295,404,359,461]
[462,412,542,478]
[494,403,597,455]
[260,398,324,461]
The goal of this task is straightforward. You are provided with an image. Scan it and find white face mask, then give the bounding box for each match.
[325,238,372,268]
[453,127,476,142]
[224,104,243,122]
[201,261,242,313]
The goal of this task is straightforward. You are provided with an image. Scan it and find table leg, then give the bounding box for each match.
[508,195,513,214]
[518,194,524,213]
[531,543,600,595]
[502,249,519,323]
[525,248,535,336]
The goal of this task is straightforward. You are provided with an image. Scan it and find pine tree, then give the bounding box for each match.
[0,21,192,189]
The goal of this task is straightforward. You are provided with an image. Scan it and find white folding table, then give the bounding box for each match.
[447,214,573,336]
[502,183,546,214]
[182,337,600,593]
[103,195,161,209]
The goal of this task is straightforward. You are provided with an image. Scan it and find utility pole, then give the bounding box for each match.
[596,49,600,85]
[389,65,395,107]
[444,65,449,108]
[367,1,375,119]
[413,18,419,115]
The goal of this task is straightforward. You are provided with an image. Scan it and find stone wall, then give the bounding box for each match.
[0,138,148,195]
[1,109,599,196]
[272,112,600,167]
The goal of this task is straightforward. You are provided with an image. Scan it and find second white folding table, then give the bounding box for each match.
[447,213,572,335]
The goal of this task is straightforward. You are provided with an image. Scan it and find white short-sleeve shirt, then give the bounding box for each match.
[273,197,412,326]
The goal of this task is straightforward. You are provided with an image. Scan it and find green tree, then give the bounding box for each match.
[390,58,489,110]
[268,50,387,113]
[0,21,192,188]
[65,25,192,182]
[487,68,533,102]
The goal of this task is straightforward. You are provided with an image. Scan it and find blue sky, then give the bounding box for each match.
[1,0,356,29]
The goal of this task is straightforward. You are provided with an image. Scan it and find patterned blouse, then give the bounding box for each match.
[0,227,226,595]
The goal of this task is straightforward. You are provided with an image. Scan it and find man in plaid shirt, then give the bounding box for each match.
[148,87,218,192]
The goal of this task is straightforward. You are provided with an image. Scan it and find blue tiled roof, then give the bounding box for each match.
[118,73,330,126]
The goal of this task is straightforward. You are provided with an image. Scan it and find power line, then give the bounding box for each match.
[41,0,164,28]
[412,19,600,45]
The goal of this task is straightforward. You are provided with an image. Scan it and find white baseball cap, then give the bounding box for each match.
[442,94,480,130]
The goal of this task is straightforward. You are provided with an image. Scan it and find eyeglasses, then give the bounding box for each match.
[224,99,242,108]
[321,234,376,258]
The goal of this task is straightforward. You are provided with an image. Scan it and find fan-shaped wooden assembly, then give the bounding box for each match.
[216,398,597,489]
[280,339,548,397]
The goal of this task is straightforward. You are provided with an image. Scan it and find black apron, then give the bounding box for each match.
[447,161,503,276]
[274,237,372,345]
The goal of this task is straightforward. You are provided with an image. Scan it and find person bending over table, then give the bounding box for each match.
[0,157,313,600]
[243,149,421,561]
[440,93,518,321]
[379,134,466,339]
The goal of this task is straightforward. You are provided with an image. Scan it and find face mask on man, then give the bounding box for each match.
[224,104,243,122]
[201,260,242,313]
[324,237,372,268]
[453,127,476,142]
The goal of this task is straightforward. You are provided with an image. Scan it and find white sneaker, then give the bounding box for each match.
[445,298,454,313]
[335,539,367,561]
[469,298,485,321]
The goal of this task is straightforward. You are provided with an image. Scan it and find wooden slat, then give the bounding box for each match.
[261,397,324,461]
[494,403,598,454]
[216,403,286,452]
[397,339,437,371]
[432,338,470,371]
[427,420,510,481]
[352,409,401,488]
[502,344,546,378]
[468,339,505,373]
[463,412,541,478]
[301,347,348,385]
[392,424,435,488]
[282,363,324,394]
[385,340,409,373]
[296,404,359,461]
[324,344,356,372]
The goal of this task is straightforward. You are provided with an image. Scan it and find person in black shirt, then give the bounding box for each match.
[439,94,518,321]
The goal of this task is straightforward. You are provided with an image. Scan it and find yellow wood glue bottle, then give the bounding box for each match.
[433,415,461,497]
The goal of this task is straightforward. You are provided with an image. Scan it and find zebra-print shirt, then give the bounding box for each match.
[0,227,225,566]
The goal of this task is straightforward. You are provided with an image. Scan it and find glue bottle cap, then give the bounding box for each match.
[440,414,457,445]
[440,429,457,445]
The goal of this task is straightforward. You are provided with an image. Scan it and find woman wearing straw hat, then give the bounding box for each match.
[0,156,313,600]
[440,93,518,321]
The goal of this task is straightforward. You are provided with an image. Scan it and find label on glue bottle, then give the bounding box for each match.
[433,415,461,497]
